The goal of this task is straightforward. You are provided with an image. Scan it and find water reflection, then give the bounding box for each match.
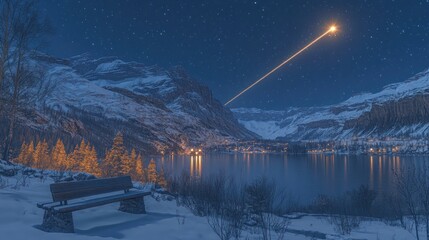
[152,153,415,202]
[369,155,374,189]
[190,155,202,178]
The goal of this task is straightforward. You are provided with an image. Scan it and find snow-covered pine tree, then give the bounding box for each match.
[147,159,157,183]
[51,139,67,171]
[102,132,127,177]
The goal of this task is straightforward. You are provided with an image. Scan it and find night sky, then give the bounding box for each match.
[39,0,429,110]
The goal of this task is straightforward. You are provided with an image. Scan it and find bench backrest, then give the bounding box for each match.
[50,176,133,202]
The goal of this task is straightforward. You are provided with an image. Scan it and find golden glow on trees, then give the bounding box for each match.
[81,146,101,177]
[14,133,167,185]
[52,139,67,172]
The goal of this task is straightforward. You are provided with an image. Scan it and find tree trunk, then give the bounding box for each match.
[2,99,16,162]
[3,54,20,162]
[426,216,428,240]
[414,215,420,240]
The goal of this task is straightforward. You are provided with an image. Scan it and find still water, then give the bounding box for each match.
[150,153,429,203]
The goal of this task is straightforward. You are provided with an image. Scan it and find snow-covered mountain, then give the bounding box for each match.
[8,52,256,153]
[233,68,429,141]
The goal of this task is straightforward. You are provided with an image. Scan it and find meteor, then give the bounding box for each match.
[224,25,338,106]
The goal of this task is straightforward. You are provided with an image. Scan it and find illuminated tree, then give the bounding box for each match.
[157,167,167,188]
[25,141,35,166]
[15,142,28,165]
[66,146,79,171]
[80,145,101,177]
[123,148,137,177]
[102,132,127,177]
[147,159,157,183]
[120,152,132,176]
[134,153,146,182]
[76,139,87,168]
[51,139,67,171]
[33,140,50,169]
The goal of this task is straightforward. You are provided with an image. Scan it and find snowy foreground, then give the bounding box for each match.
[0,169,417,239]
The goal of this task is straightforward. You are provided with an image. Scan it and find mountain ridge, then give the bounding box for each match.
[233,67,429,141]
[3,52,257,154]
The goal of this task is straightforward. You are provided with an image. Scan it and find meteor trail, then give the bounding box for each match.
[224,25,338,106]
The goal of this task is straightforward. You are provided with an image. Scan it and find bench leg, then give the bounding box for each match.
[119,197,146,214]
[41,210,74,233]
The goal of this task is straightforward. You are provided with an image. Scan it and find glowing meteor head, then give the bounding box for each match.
[329,25,337,32]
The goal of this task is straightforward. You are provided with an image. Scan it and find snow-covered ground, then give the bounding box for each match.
[0,163,418,240]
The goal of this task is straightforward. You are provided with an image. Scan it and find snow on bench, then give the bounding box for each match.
[36,176,150,233]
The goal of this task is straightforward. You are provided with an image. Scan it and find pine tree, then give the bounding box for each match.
[51,139,67,171]
[67,145,80,171]
[25,141,35,166]
[102,132,127,177]
[33,140,50,169]
[157,167,168,188]
[76,139,87,170]
[80,145,101,177]
[66,139,87,172]
[15,142,28,165]
[122,148,136,177]
[119,152,130,176]
[32,141,41,168]
[134,153,145,182]
[147,159,157,183]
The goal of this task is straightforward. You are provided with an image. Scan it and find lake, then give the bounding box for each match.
[150,153,429,203]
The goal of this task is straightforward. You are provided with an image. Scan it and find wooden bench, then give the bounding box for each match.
[37,176,150,233]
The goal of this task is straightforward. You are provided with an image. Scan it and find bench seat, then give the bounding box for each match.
[37,176,150,233]
[38,190,150,213]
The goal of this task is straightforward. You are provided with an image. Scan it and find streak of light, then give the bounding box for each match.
[224,25,337,106]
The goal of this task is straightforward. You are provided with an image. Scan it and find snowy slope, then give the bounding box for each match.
[233,68,429,140]
[10,52,256,153]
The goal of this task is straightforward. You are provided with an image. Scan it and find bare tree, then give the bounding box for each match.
[414,166,429,240]
[1,0,47,162]
[245,178,289,240]
[207,179,245,240]
[0,0,16,115]
[394,166,421,240]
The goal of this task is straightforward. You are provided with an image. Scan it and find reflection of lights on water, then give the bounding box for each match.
[393,156,401,172]
[378,156,383,190]
[190,155,202,177]
[343,155,348,181]
[369,155,374,189]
